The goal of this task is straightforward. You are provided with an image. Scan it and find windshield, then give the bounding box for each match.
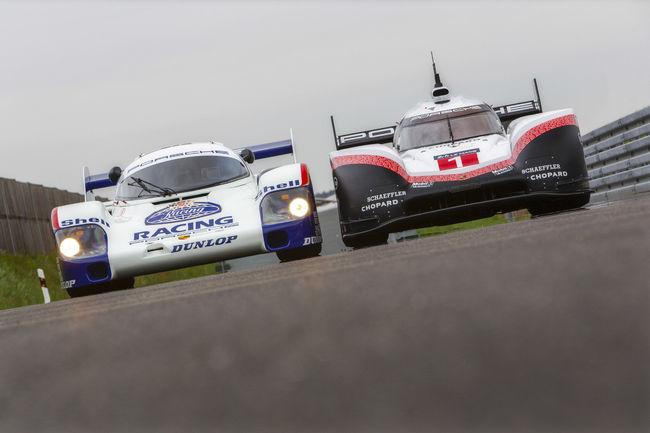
[116,155,249,200]
[397,106,503,151]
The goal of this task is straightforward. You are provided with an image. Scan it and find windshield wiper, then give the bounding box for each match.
[127,177,177,197]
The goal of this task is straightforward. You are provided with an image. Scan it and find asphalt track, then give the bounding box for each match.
[0,197,648,433]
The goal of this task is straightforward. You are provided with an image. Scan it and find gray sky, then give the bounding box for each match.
[1,0,648,194]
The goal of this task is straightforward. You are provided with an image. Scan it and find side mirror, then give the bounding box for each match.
[240,149,255,164]
[108,166,122,183]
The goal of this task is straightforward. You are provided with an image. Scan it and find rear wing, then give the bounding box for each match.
[83,167,116,202]
[234,128,298,163]
[330,116,396,151]
[331,78,543,150]
[492,78,543,122]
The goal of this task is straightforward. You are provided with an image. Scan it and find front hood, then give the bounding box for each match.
[109,180,259,247]
[401,134,511,175]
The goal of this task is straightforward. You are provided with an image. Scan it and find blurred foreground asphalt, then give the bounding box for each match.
[0,197,648,433]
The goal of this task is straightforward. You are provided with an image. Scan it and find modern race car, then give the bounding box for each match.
[51,139,322,297]
[329,57,591,248]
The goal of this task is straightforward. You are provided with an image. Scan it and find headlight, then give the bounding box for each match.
[261,188,313,225]
[59,237,81,258]
[289,198,309,218]
[55,224,107,259]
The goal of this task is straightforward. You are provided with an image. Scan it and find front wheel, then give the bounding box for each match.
[276,243,322,262]
[528,193,590,216]
[343,232,389,249]
[67,277,135,298]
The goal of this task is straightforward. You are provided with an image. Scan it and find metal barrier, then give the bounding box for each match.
[582,106,650,202]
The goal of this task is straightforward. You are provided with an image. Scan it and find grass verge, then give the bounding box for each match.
[416,211,530,237]
[0,252,226,311]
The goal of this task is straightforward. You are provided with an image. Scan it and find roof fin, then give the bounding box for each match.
[430,51,450,104]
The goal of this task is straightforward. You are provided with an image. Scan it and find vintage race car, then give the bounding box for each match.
[51,139,322,297]
[329,59,590,248]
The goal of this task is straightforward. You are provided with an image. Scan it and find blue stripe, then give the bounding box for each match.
[236,139,293,160]
[85,174,116,192]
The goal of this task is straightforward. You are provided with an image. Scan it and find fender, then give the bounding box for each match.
[257,163,310,196]
[52,200,112,231]
[507,108,577,151]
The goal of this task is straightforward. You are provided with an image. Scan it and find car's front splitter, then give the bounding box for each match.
[341,189,591,242]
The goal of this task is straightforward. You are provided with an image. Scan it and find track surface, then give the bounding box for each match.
[1,198,648,433]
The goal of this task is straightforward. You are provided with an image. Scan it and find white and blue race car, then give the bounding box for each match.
[51,139,322,297]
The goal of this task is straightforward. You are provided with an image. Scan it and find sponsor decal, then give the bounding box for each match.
[171,235,238,253]
[302,236,322,246]
[60,217,110,228]
[411,182,434,188]
[436,149,480,171]
[366,191,406,203]
[145,201,221,225]
[178,235,190,240]
[409,106,483,123]
[493,101,538,116]
[131,216,239,244]
[492,166,514,176]
[125,149,230,175]
[522,164,568,181]
[362,200,399,212]
[529,171,568,181]
[262,179,301,193]
[434,148,480,160]
[61,279,76,289]
[362,189,406,212]
[339,127,395,145]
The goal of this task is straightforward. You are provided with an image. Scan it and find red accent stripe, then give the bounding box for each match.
[331,114,577,183]
[51,208,60,230]
[300,163,310,186]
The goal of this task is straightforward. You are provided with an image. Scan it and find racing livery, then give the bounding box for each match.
[329,58,590,248]
[52,140,322,297]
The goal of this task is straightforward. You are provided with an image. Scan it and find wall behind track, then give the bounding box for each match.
[0,178,83,255]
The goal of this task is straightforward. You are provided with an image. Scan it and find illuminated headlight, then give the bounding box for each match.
[289,198,309,218]
[59,237,81,258]
[55,224,107,259]
[261,188,313,225]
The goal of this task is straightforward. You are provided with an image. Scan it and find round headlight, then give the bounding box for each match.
[289,197,310,218]
[59,237,81,258]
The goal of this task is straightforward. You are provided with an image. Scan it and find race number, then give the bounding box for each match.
[437,153,479,171]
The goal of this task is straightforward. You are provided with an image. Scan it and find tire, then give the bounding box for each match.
[276,243,322,262]
[67,277,135,298]
[528,193,590,216]
[343,232,389,249]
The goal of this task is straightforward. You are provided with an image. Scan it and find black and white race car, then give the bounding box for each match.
[329,58,590,248]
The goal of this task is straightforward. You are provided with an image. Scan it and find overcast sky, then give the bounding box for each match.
[1,0,648,194]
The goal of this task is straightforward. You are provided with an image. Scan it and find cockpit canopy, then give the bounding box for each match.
[395,104,503,151]
[115,155,249,200]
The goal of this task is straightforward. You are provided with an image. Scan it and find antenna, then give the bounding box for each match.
[533,78,543,112]
[431,51,443,88]
[289,128,297,164]
[330,115,339,149]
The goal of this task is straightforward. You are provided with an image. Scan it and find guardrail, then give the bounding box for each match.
[582,106,650,202]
